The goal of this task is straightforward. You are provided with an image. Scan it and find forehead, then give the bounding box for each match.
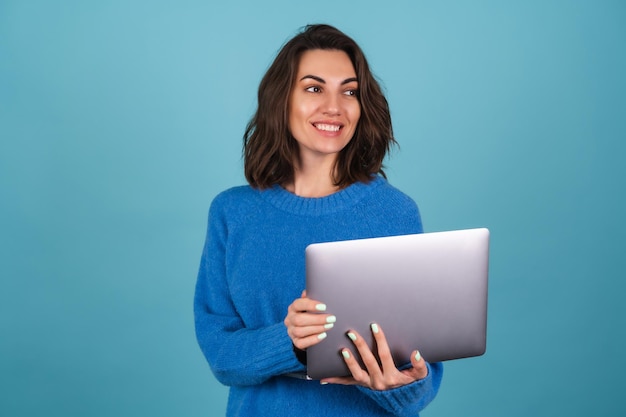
[296,49,357,79]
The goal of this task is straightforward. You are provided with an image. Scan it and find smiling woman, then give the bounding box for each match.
[242,25,397,192]
[194,24,443,417]
[287,49,361,196]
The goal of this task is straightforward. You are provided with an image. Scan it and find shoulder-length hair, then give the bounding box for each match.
[243,24,396,189]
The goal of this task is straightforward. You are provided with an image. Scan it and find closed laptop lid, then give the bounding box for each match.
[305,228,490,380]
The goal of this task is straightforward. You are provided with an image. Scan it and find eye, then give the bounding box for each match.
[344,89,359,97]
[305,86,322,93]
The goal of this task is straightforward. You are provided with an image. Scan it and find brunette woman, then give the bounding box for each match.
[194,24,443,417]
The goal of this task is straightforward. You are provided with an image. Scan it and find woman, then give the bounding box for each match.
[194,24,443,416]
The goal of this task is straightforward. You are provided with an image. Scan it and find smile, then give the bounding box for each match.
[313,123,342,132]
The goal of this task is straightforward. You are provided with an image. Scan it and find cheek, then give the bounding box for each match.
[348,106,361,139]
[288,104,310,138]
[288,101,305,128]
[350,103,361,125]
[290,101,312,124]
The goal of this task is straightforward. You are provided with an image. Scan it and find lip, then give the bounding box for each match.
[311,121,344,135]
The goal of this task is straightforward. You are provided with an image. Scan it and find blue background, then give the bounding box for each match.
[1,0,625,416]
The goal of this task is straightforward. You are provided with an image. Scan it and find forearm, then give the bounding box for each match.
[195,309,305,386]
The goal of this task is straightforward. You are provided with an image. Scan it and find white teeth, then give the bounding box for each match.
[314,123,341,132]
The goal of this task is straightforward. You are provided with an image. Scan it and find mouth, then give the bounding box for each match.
[313,122,342,132]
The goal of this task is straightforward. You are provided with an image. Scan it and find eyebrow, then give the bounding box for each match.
[299,75,358,85]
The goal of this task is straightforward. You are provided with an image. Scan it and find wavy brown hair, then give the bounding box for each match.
[243,24,396,189]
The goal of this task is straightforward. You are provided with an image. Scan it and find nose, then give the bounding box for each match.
[322,93,341,116]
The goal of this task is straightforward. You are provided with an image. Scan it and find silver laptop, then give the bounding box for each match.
[304,228,490,380]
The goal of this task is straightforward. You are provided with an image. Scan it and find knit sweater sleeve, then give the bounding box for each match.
[357,361,444,416]
[193,195,305,387]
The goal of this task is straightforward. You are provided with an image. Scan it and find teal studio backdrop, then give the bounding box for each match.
[1,0,625,416]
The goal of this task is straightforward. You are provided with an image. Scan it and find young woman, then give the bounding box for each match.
[194,24,443,416]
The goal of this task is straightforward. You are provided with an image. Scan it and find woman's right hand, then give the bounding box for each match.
[284,291,337,350]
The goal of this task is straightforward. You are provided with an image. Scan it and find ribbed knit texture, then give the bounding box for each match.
[194,176,443,416]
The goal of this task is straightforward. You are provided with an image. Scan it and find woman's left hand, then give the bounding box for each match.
[321,323,428,390]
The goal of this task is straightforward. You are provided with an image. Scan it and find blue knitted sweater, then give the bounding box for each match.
[194,176,443,416]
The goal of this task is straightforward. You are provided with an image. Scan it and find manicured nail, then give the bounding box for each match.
[342,350,350,359]
[347,332,357,341]
[414,351,422,362]
[324,323,334,330]
[320,381,329,385]
[318,332,327,340]
[315,303,327,311]
[371,323,379,334]
[326,315,337,324]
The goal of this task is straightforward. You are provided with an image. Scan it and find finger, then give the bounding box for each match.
[288,311,337,329]
[286,296,334,329]
[346,329,383,381]
[339,348,370,383]
[320,375,358,386]
[286,314,336,350]
[289,296,328,314]
[292,330,331,350]
[285,295,336,349]
[288,317,336,341]
[369,323,397,374]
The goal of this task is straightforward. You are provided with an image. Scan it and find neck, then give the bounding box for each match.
[285,158,340,198]
[286,176,340,198]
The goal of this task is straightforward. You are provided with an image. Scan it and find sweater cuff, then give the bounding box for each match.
[257,323,307,374]
[356,361,441,416]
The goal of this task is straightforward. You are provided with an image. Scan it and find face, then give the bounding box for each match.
[288,49,361,167]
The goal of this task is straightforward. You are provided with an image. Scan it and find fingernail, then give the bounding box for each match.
[415,350,422,362]
[342,350,350,359]
[371,323,379,334]
[315,303,327,311]
[347,332,357,341]
[318,332,327,340]
[324,323,334,330]
[320,381,329,385]
[326,315,337,324]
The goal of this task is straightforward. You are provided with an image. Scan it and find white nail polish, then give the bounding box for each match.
[347,332,357,341]
[324,323,334,330]
[371,323,379,334]
[326,315,336,324]
[317,332,327,340]
[315,303,327,312]
[342,350,350,359]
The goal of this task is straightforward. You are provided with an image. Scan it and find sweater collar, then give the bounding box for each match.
[259,176,385,216]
